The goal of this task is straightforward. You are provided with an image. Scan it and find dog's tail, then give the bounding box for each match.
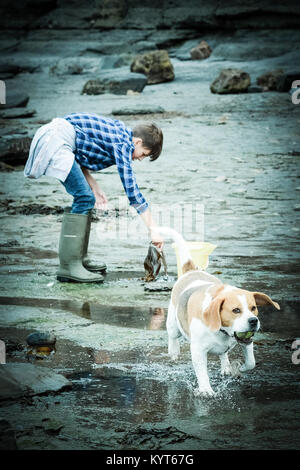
[150,226,196,274]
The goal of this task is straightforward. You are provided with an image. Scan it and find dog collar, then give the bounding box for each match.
[220,328,234,338]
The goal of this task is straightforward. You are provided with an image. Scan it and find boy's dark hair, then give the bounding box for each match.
[132,122,163,161]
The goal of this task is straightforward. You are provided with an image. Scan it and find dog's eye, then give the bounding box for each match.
[232,308,241,314]
[251,306,257,311]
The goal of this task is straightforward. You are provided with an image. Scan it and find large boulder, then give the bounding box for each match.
[256,69,284,91]
[130,50,174,85]
[0,89,30,109]
[190,40,212,60]
[210,68,250,94]
[0,363,71,402]
[0,136,32,166]
[256,69,300,92]
[82,69,147,95]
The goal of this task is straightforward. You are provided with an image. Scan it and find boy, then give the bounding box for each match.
[24,112,164,283]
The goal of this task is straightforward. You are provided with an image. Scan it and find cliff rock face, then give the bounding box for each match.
[1,0,300,30]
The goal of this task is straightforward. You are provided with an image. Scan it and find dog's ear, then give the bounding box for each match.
[202,297,224,332]
[253,292,280,310]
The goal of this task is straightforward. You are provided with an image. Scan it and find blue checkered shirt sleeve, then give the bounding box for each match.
[113,141,149,215]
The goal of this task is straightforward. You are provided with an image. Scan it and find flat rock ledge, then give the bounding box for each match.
[0,363,72,402]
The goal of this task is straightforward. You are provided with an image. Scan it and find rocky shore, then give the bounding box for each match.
[0,0,299,451]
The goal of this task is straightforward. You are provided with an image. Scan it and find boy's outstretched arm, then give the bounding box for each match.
[140,208,164,251]
[82,167,164,250]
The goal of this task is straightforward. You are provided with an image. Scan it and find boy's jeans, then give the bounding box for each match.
[61,160,95,214]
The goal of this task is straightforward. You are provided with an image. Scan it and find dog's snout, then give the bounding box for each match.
[248,317,258,329]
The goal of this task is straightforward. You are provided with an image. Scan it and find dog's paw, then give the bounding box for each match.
[239,361,255,372]
[228,359,242,377]
[194,387,216,398]
[168,345,180,361]
[169,353,179,362]
[221,365,231,376]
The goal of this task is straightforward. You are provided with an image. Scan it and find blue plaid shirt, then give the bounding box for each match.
[64,112,148,214]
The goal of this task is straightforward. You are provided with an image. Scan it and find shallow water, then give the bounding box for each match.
[0,293,299,450]
[0,296,167,331]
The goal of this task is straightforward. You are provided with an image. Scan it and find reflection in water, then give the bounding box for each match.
[71,369,197,423]
[1,296,299,336]
[93,350,110,364]
[0,296,168,331]
[80,301,91,319]
[148,307,166,330]
[84,304,167,330]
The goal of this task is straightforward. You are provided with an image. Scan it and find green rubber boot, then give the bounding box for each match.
[82,210,107,273]
[57,210,104,283]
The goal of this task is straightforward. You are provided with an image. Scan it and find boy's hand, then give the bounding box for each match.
[150,227,164,251]
[81,167,108,211]
[93,188,108,211]
[140,210,164,251]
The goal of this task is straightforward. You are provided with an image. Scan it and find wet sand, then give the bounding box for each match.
[0,26,300,450]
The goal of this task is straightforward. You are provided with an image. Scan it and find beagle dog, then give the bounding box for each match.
[153,227,280,397]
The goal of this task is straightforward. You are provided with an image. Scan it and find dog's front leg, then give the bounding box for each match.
[168,336,180,360]
[220,352,231,375]
[239,342,256,372]
[190,339,215,397]
[167,301,181,360]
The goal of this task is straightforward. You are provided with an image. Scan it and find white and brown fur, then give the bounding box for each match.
[152,227,280,397]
